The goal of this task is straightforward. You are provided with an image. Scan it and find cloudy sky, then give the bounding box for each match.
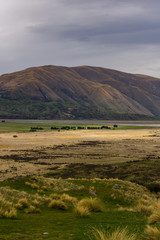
[1,0,160,77]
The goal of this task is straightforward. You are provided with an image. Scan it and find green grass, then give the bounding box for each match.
[0,121,156,133]
[0,176,151,240]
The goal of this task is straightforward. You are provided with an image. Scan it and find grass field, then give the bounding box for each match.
[0,122,160,239]
[0,176,152,240]
[0,121,156,133]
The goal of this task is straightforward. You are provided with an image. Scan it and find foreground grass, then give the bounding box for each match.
[0,176,154,240]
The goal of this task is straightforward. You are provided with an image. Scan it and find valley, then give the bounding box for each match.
[0,125,160,239]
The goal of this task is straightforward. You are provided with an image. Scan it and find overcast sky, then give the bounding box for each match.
[1,0,160,77]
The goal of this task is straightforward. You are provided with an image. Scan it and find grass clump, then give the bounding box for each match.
[32,199,40,207]
[145,225,160,240]
[25,205,40,214]
[15,198,28,209]
[136,203,153,216]
[60,193,77,205]
[74,205,90,217]
[136,194,154,216]
[49,193,60,199]
[90,227,137,240]
[0,207,17,219]
[48,200,67,210]
[149,212,160,224]
[78,197,104,212]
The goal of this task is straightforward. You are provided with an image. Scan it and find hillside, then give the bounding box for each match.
[0,65,160,119]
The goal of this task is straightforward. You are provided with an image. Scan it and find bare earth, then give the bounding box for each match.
[0,129,160,181]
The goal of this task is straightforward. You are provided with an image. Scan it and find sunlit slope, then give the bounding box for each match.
[0,65,160,118]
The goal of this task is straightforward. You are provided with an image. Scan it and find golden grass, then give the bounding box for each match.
[60,193,78,205]
[0,207,17,219]
[25,205,40,214]
[145,225,160,240]
[149,212,160,224]
[32,199,40,207]
[48,200,68,210]
[74,205,90,217]
[78,198,104,212]
[25,182,39,189]
[90,227,137,240]
[15,198,28,209]
[49,193,60,199]
[136,203,153,216]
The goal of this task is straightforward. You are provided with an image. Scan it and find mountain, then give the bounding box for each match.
[0,65,160,119]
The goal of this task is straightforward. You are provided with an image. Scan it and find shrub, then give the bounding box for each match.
[48,200,67,210]
[147,182,160,193]
[101,126,110,129]
[74,205,90,217]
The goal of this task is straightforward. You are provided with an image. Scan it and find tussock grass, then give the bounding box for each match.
[25,181,39,189]
[149,211,160,224]
[90,227,137,240]
[15,198,28,209]
[147,199,160,223]
[136,203,153,216]
[32,199,40,207]
[25,205,40,214]
[0,196,13,210]
[74,205,90,217]
[78,198,104,212]
[60,193,77,205]
[145,225,160,240]
[136,194,155,216]
[0,207,17,219]
[49,193,60,199]
[48,200,68,210]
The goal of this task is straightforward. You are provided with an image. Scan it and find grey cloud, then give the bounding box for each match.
[1,0,160,77]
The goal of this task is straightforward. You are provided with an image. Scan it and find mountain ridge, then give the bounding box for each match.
[0,65,159,120]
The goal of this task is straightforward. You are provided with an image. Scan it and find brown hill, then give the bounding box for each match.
[0,65,160,119]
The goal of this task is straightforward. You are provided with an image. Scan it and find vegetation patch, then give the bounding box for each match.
[0,176,154,239]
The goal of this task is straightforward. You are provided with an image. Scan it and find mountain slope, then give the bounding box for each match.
[0,65,160,119]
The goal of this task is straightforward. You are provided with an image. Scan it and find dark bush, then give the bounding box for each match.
[51,127,59,130]
[61,126,70,130]
[87,126,101,129]
[77,126,86,129]
[101,126,110,129]
[146,181,160,193]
